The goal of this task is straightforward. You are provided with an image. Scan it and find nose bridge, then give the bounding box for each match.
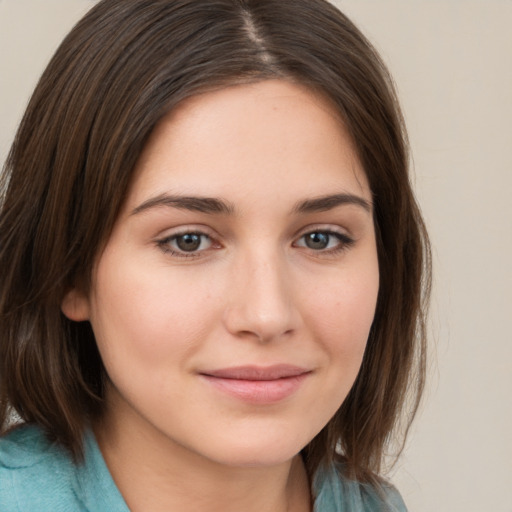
[223,244,297,342]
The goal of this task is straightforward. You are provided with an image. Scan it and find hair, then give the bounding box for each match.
[0,0,430,486]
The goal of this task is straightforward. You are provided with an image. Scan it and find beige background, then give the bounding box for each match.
[1,1,511,510]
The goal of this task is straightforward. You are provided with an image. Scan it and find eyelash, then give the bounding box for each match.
[293,230,355,256]
[156,228,355,259]
[156,231,215,258]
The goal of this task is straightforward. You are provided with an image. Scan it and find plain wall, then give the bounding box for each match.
[1,1,511,511]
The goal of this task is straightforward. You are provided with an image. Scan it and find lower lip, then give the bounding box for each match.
[201,374,309,404]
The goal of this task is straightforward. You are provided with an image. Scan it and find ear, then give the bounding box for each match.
[61,288,90,322]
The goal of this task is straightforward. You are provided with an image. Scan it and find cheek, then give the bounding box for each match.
[88,253,220,370]
[301,261,379,375]
[307,268,378,334]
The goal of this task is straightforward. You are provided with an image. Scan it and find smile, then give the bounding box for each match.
[199,365,312,404]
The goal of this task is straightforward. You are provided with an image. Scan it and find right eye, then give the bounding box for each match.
[157,231,214,257]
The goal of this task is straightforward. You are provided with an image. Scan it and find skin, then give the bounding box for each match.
[62,79,379,512]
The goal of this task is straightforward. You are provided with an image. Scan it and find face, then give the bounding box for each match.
[63,79,379,469]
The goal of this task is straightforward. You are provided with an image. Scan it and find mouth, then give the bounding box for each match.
[199,365,312,403]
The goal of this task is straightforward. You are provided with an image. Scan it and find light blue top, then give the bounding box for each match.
[0,425,407,511]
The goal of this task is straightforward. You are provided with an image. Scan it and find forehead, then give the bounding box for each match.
[125,79,370,213]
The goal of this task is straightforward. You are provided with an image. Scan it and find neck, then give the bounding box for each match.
[93,407,312,512]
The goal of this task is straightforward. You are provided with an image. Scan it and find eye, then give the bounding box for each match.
[157,231,214,256]
[294,230,354,253]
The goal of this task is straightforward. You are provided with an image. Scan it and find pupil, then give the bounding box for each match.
[306,232,329,250]
[177,234,201,251]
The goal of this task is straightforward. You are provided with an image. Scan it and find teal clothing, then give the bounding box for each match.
[0,425,125,512]
[0,425,407,511]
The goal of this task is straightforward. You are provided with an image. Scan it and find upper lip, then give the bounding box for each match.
[201,365,311,381]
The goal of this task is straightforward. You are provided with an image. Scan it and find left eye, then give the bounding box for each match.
[295,231,351,251]
[160,232,212,253]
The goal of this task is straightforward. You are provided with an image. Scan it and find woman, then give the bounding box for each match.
[0,0,430,510]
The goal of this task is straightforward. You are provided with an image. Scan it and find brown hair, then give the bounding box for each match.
[0,0,430,484]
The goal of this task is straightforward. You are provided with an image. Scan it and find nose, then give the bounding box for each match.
[222,249,299,343]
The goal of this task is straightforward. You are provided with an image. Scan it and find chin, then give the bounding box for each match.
[196,429,312,469]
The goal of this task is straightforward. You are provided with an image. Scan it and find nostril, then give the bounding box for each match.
[221,257,299,341]
[222,303,298,343]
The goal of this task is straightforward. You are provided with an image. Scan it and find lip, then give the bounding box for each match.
[199,365,311,404]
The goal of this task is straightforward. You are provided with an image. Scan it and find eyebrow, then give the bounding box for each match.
[131,194,235,216]
[131,192,372,217]
[293,193,372,214]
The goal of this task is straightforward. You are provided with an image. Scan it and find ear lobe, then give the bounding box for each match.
[61,288,90,321]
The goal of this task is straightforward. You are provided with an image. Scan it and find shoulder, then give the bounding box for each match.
[313,462,408,512]
[0,424,83,511]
